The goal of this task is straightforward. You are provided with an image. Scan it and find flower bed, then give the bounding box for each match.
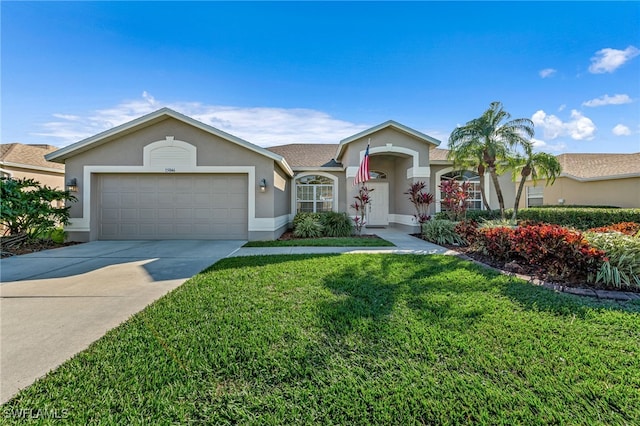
[438,221,640,292]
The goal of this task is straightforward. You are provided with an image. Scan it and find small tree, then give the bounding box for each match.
[405,181,434,225]
[350,185,373,235]
[439,179,471,221]
[0,177,76,239]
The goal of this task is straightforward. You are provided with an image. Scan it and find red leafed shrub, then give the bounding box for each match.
[475,226,515,261]
[454,220,479,245]
[510,224,606,280]
[472,223,607,281]
[587,222,640,236]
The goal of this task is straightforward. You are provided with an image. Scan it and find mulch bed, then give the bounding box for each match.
[410,234,638,293]
[1,237,83,258]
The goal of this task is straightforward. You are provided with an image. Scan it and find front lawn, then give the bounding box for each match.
[243,236,394,247]
[4,255,639,424]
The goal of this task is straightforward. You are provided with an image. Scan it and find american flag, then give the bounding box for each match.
[353,140,371,186]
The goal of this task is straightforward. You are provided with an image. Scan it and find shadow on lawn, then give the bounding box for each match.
[315,255,488,343]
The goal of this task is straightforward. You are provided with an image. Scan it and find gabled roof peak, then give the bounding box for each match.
[336,120,441,160]
[44,108,293,176]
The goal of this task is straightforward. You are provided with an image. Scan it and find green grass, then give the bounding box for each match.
[4,255,640,425]
[243,236,395,247]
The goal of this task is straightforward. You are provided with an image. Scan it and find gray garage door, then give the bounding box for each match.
[98,174,248,240]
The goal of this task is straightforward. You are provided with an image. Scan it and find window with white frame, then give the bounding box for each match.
[440,170,483,210]
[369,170,387,180]
[295,175,334,213]
[526,185,544,207]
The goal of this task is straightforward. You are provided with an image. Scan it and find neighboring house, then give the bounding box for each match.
[517,153,640,209]
[43,108,634,242]
[0,143,65,188]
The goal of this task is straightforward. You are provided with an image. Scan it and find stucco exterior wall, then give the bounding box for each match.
[340,127,432,168]
[519,177,640,208]
[64,117,279,220]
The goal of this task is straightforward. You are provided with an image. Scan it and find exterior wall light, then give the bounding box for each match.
[66,178,78,193]
[259,178,267,192]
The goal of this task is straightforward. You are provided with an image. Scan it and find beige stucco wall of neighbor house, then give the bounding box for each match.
[1,166,64,189]
[63,117,283,240]
[519,177,640,209]
[496,172,516,211]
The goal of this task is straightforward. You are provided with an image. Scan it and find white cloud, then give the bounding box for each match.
[558,104,566,112]
[588,45,640,73]
[530,137,567,153]
[582,93,632,107]
[612,124,631,136]
[531,109,596,141]
[33,92,372,147]
[539,68,556,78]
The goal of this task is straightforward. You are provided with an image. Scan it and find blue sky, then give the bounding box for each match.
[3,1,639,153]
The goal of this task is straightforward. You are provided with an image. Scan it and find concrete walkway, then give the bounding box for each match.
[0,240,245,404]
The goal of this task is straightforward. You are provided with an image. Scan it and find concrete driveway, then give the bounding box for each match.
[0,240,245,404]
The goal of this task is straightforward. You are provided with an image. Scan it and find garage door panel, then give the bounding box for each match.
[139,209,156,220]
[98,174,248,240]
[121,209,137,220]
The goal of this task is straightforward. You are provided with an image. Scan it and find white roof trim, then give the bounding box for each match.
[336,120,441,160]
[45,107,293,177]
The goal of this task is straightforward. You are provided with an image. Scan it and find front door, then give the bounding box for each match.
[366,182,389,226]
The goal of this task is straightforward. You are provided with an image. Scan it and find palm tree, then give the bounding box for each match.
[507,149,562,220]
[448,101,534,218]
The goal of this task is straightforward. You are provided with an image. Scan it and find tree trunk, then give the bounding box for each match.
[512,177,527,221]
[489,166,505,219]
[512,166,532,221]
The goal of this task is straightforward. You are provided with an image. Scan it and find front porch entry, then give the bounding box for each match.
[366,182,389,226]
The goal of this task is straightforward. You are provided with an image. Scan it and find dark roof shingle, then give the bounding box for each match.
[267,144,340,168]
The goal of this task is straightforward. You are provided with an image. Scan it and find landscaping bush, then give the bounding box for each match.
[293,215,323,238]
[421,219,465,246]
[478,218,517,229]
[588,222,640,236]
[453,220,479,245]
[474,226,515,262]
[513,207,640,230]
[35,227,67,243]
[0,177,76,239]
[472,224,607,281]
[319,212,354,237]
[585,232,640,290]
[509,224,606,281]
[435,209,499,221]
[293,212,321,230]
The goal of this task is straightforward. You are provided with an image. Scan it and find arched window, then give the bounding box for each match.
[295,175,334,213]
[369,170,387,180]
[440,170,483,210]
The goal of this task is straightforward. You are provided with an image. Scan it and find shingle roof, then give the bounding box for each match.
[429,148,451,161]
[557,153,640,180]
[0,143,65,171]
[267,144,340,168]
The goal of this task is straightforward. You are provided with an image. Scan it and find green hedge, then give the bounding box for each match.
[515,207,640,229]
[436,207,640,229]
[435,210,500,221]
